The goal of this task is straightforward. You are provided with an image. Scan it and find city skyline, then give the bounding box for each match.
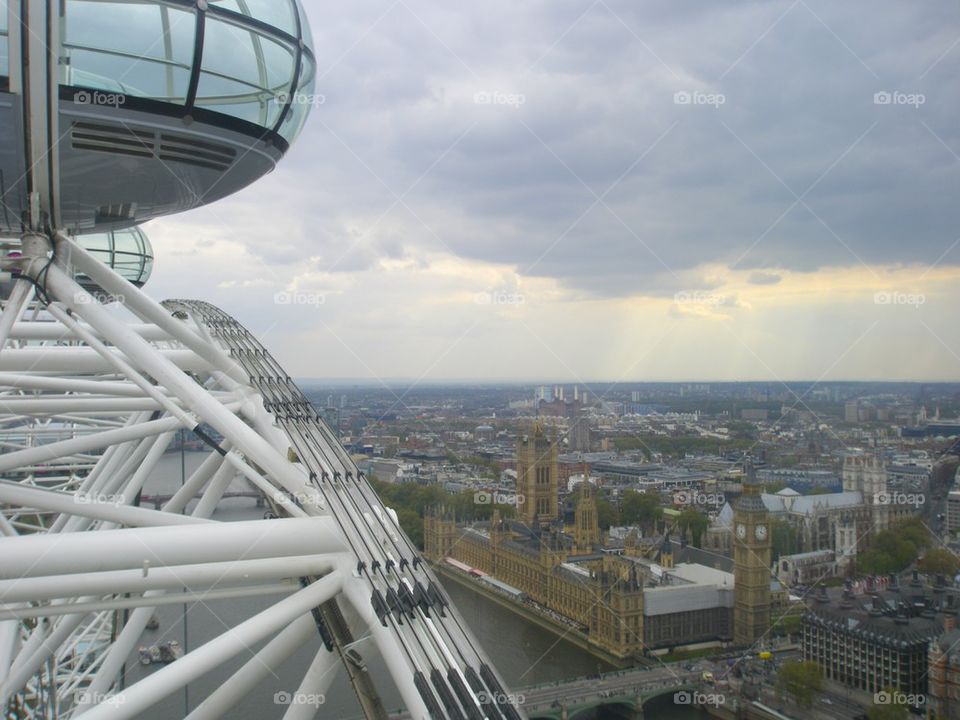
[4,1,958,717]
[143,0,960,382]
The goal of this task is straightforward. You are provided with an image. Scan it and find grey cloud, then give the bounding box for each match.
[266,0,960,298]
[748,271,782,285]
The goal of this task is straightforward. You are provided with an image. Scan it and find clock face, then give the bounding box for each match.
[736,523,746,539]
[755,524,768,540]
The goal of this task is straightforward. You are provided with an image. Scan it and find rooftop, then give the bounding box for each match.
[804,573,960,648]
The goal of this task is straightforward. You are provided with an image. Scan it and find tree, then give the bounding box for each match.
[867,689,910,720]
[574,491,620,530]
[677,509,709,548]
[771,614,801,638]
[775,661,823,708]
[770,518,799,560]
[898,517,932,550]
[620,489,662,531]
[858,541,916,576]
[396,507,424,548]
[857,517,932,575]
[595,498,620,531]
[923,548,960,577]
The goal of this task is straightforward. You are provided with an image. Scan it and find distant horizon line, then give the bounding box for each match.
[294,377,960,387]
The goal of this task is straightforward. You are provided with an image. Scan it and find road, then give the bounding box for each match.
[754,685,866,720]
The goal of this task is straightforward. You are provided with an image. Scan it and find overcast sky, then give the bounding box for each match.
[145,0,960,383]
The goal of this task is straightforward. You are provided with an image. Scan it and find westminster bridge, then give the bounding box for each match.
[389,666,705,719]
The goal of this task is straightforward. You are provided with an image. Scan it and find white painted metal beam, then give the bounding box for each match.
[0,415,183,473]
[0,481,210,529]
[6,322,171,342]
[0,348,212,373]
[74,573,344,720]
[0,583,298,621]
[0,518,346,579]
[184,613,320,720]
[0,555,340,603]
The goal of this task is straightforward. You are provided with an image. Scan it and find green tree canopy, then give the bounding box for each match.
[396,507,423,548]
[595,498,619,531]
[771,614,802,637]
[857,517,932,575]
[770,518,799,561]
[369,481,517,548]
[867,688,910,720]
[775,661,823,709]
[620,489,662,530]
[677,508,709,548]
[922,547,960,577]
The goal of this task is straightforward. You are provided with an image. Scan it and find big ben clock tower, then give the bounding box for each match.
[734,460,772,646]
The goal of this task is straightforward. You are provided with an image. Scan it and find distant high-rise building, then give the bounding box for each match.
[321,406,341,436]
[946,482,960,534]
[569,413,591,452]
[844,399,859,423]
[631,391,641,403]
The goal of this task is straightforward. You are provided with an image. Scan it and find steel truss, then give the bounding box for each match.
[0,232,524,720]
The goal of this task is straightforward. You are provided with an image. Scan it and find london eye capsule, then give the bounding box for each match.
[0,0,316,235]
[72,226,154,291]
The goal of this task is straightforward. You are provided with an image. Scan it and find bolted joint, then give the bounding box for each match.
[20,232,53,260]
[10,232,55,280]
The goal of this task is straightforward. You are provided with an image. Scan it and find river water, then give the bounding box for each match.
[125,452,696,719]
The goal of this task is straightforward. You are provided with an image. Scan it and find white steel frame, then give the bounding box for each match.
[0,232,523,720]
[1,1,523,717]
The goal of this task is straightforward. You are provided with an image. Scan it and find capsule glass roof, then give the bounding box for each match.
[74,226,154,288]
[57,0,316,143]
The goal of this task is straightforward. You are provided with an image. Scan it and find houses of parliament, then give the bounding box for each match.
[424,422,779,660]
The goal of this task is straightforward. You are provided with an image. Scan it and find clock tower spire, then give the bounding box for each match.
[733,459,772,646]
